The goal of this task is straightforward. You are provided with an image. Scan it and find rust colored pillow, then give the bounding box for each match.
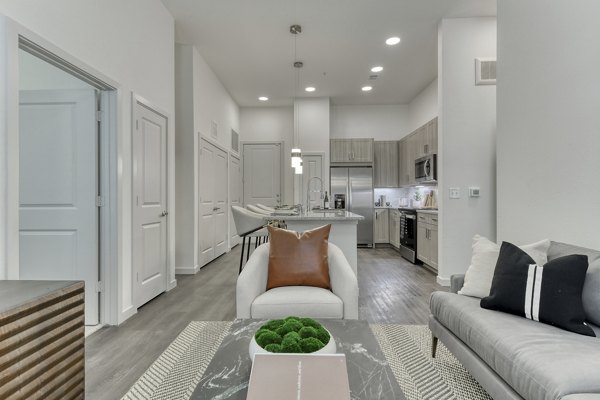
[266,224,331,290]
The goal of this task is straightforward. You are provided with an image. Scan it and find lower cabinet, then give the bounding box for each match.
[374,209,389,244]
[417,212,438,270]
[389,209,401,249]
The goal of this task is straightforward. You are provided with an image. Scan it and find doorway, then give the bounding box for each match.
[17,45,114,325]
[242,142,282,207]
[301,153,324,210]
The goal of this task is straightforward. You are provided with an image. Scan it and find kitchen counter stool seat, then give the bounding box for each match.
[231,206,269,273]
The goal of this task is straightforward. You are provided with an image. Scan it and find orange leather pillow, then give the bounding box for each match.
[266,224,331,290]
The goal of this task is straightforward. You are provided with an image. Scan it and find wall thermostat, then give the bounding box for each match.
[469,187,481,197]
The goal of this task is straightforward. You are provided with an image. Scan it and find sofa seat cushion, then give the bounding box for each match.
[251,286,343,319]
[431,292,600,400]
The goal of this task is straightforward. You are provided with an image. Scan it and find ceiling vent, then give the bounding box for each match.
[475,58,496,85]
[231,129,239,153]
[369,75,378,80]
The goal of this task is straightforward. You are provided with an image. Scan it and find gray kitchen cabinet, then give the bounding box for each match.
[417,211,438,271]
[374,208,389,244]
[398,116,438,186]
[330,139,353,163]
[389,209,401,249]
[330,138,374,163]
[374,141,399,187]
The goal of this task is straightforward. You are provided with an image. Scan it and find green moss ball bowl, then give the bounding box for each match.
[249,318,336,361]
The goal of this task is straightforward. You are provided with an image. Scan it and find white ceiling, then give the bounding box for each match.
[161,0,496,107]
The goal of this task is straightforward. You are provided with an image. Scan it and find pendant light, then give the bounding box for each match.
[290,24,303,175]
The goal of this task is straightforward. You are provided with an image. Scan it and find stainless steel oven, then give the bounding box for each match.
[399,208,417,263]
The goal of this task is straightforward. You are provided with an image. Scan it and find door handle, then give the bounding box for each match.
[160,211,169,217]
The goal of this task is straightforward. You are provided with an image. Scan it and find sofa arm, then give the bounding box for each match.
[328,244,359,319]
[450,274,465,294]
[236,244,270,318]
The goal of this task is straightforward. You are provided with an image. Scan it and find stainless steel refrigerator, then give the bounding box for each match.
[330,167,374,246]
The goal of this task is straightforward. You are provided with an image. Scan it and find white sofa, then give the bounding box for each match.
[236,243,359,319]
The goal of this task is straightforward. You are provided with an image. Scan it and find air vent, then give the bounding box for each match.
[475,58,496,85]
[369,75,378,80]
[231,129,239,153]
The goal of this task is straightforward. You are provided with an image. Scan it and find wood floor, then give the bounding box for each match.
[85,245,444,399]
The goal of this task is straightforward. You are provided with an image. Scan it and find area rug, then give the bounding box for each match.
[122,321,491,400]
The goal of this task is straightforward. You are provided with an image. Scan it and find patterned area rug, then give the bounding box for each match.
[122,322,491,400]
[371,324,492,400]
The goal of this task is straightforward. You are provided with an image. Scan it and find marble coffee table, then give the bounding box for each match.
[191,319,405,400]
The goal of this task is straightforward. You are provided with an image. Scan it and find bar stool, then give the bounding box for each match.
[231,206,269,273]
[256,204,277,212]
[246,204,272,215]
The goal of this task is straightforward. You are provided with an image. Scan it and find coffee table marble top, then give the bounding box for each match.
[191,319,405,400]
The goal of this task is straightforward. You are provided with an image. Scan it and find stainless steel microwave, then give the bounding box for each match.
[415,154,437,183]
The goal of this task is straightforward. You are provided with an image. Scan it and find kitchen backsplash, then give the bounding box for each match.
[374,186,438,208]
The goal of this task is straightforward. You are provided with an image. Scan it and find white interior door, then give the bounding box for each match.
[242,143,281,206]
[213,145,228,258]
[301,154,324,210]
[132,100,168,308]
[229,155,241,247]
[19,89,99,325]
[198,138,228,266]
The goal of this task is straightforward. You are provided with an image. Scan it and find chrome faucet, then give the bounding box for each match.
[306,177,324,211]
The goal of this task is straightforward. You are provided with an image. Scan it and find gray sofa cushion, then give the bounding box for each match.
[548,241,600,326]
[431,292,600,400]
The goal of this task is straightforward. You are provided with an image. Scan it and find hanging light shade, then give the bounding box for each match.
[291,148,302,168]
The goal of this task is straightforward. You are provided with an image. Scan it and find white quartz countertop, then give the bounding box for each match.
[264,210,364,221]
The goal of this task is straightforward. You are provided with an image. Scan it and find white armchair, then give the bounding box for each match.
[236,243,359,319]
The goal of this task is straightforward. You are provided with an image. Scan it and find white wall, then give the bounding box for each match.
[0,1,175,324]
[437,17,497,285]
[330,105,410,140]
[193,48,240,151]
[408,79,438,133]
[174,44,196,274]
[496,0,600,251]
[240,106,294,205]
[174,44,241,273]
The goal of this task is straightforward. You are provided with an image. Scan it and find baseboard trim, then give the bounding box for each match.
[176,265,199,275]
[167,279,177,291]
[437,276,450,287]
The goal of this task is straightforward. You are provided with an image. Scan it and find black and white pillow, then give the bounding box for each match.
[480,241,595,337]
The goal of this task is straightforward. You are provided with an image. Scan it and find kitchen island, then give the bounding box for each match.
[265,210,363,274]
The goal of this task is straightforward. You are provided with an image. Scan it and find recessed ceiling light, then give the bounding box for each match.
[258,96,269,101]
[371,66,383,73]
[305,86,316,92]
[385,37,401,46]
[362,86,373,92]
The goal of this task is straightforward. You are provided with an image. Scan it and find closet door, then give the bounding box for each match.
[198,138,228,267]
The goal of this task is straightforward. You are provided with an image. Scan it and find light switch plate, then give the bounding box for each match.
[449,187,460,199]
[469,187,481,197]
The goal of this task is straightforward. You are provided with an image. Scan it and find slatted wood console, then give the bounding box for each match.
[0,281,85,400]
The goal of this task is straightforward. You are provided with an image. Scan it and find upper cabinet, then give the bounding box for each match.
[398,117,438,186]
[374,141,399,187]
[330,138,374,163]
[413,117,438,159]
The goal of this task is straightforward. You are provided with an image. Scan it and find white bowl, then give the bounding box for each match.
[249,327,336,361]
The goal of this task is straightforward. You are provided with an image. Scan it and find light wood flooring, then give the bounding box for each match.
[85,245,444,399]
